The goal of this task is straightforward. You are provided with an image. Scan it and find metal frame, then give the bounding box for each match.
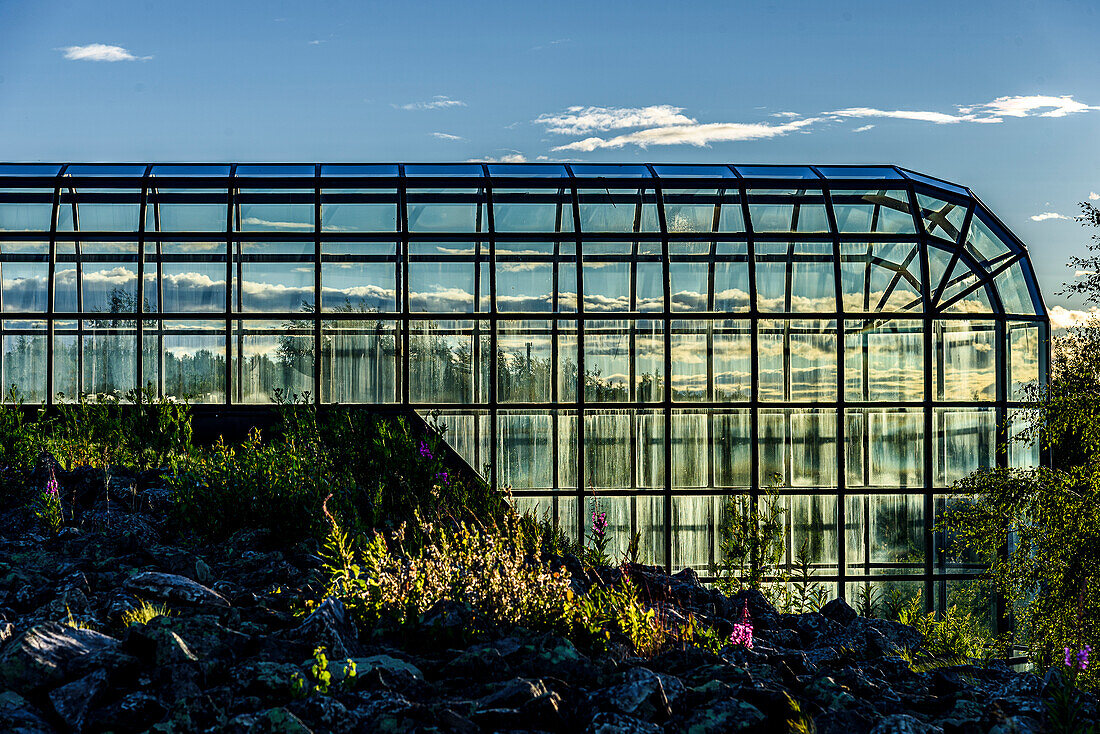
[0,163,1049,612]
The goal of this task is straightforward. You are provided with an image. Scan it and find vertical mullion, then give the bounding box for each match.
[136,164,151,401]
[740,181,759,581]
[46,168,65,406]
[551,190,562,496]
[907,183,936,614]
[566,167,586,549]
[483,165,498,493]
[72,192,83,396]
[225,168,235,406]
[313,164,322,403]
[154,189,164,398]
[398,168,409,408]
[647,167,672,574]
[822,181,847,602]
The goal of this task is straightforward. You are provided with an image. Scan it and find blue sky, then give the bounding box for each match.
[1,0,1099,320]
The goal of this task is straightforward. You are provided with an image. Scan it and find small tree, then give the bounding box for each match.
[714,475,787,595]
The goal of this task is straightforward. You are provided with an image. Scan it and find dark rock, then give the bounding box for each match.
[0,690,54,734]
[87,692,166,733]
[477,677,549,710]
[49,667,108,733]
[419,599,474,634]
[0,621,119,693]
[598,667,672,722]
[291,597,357,658]
[587,711,662,733]
[441,645,511,680]
[822,597,859,626]
[352,654,425,681]
[123,570,229,609]
[870,713,940,733]
[681,697,767,732]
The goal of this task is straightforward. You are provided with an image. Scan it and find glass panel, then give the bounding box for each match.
[759,320,837,402]
[497,411,554,489]
[935,320,996,401]
[713,321,751,401]
[409,260,475,312]
[994,259,1040,314]
[235,165,314,177]
[157,320,226,403]
[815,166,902,179]
[672,410,707,488]
[1,242,48,312]
[2,321,47,401]
[237,191,314,231]
[713,410,751,487]
[672,495,718,571]
[714,248,750,312]
[669,261,707,312]
[760,409,837,487]
[935,408,996,486]
[845,409,924,488]
[964,214,1014,268]
[52,321,77,400]
[747,190,829,233]
[736,165,818,179]
[487,164,568,178]
[901,170,968,197]
[636,409,664,489]
[839,242,923,313]
[577,189,658,232]
[496,260,553,312]
[407,190,485,232]
[492,189,573,232]
[0,198,53,231]
[59,192,141,232]
[408,320,479,404]
[82,323,137,396]
[845,495,924,575]
[844,319,924,401]
[916,194,967,242]
[1008,409,1040,469]
[831,190,915,234]
[671,320,706,402]
[320,319,398,403]
[513,495,578,546]
[1008,321,1041,400]
[320,164,398,177]
[497,320,551,403]
[159,242,226,313]
[236,242,314,313]
[153,191,227,232]
[321,192,398,232]
[584,409,631,488]
[234,319,314,403]
[321,256,396,314]
[584,320,663,402]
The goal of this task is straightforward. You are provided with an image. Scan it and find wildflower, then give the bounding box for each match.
[729,601,753,649]
[1066,644,1092,671]
[591,508,608,539]
[418,441,432,459]
[435,470,450,485]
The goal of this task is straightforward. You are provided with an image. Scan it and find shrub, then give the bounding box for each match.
[713,481,786,595]
[894,589,994,669]
[320,503,573,635]
[121,599,171,626]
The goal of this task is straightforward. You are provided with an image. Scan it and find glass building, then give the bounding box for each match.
[0,163,1047,608]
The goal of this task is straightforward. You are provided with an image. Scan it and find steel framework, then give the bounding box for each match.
[0,162,1048,612]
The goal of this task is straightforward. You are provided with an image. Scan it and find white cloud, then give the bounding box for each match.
[1090,192,1100,201]
[827,107,974,124]
[535,105,696,135]
[396,96,466,111]
[770,111,801,118]
[853,124,875,133]
[468,152,527,163]
[1030,211,1069,221]
[551,117,819,152]
[60,43,151,62]
[1049,305,1100,330]
[431,132,465,141]
[241,217,313,230]
[962,94,1099,119]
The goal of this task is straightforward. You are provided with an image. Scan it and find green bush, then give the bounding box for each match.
[894,589,994,669]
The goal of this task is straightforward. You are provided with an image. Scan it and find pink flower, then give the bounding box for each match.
[729,601,753,649]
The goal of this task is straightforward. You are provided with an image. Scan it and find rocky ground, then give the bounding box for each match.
[0,462,1096,733]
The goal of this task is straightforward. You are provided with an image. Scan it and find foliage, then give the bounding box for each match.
[319,506,573,635]
[121,599,172,627]
[584,492,612,567]
[573,578,664,656]
[33,466,63,533]
[0,387,47,473]
[514,509,578,560]
[713,479,787,595]
[290,646,356,698]
[894,589,991,669]
[773,538,829,614]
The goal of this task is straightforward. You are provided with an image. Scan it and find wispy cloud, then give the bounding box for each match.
[536,94,1099,153]
[60,43,151,62]
[532,38,570,51]
[468,152,527,163]
[551,118,819,152]
[431,132,465,141]
[1090,192,1100,201]
[395,95,466,111]
[1030,211,1069,221]
[535,105,696,135]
